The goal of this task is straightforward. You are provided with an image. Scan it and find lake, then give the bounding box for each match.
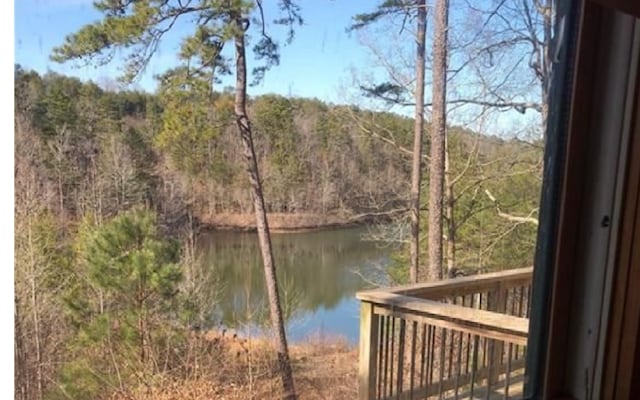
[196,226,394,344]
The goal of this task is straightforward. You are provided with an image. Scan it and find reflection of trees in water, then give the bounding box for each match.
[196,228,392,328]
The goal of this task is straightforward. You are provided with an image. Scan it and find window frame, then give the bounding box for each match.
[525,1,640,399]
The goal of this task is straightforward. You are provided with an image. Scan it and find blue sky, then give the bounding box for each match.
[14,0,543,136]
[15,0,378,102]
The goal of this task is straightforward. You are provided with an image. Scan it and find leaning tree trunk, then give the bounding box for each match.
[409,0,427,284]
[232,15,296,400]
[428,0,449,281]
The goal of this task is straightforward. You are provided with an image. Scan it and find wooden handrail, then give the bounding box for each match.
[358,292,529,345]
[357,266,533,300]
[358,269,533,400]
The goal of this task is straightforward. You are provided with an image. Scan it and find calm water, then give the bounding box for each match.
[196,227,393,343]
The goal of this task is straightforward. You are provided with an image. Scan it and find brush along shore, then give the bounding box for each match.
[122,329,358,400]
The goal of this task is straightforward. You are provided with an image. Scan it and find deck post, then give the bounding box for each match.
[359,301,379,400]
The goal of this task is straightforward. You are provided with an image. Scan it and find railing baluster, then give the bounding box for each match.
[409,320,417,399]
[527,285,532,317]
[515,286,523,361]
[438,327,446,399]
[429,325,436,385]
[508,287,515,316]
[470,334,479,398]
[518,286,525,317]
[465,332,472,375]
[486,338,493,400]
[481,336,487,369]
[505,343,513,399]
[377,314,385,399]
[454,330,463,399]
[448,324,456,379]
[389,316,395,398]
[463,295,472,376]
[396,318,405,399]
[420,323,427,389]
[383,315,390,398]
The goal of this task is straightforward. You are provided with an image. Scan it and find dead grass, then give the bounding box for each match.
[118,331,358,400]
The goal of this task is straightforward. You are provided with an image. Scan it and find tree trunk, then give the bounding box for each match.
[428,0,449,281]
[444,140,455,277]
[232,15,296,400]
[137,291,147,364]
[409,0,427,284]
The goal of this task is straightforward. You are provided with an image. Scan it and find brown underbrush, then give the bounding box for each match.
[120,331,358,400]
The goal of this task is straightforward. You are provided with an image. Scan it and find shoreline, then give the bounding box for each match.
[198,212,389,233]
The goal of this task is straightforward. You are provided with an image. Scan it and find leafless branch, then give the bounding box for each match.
[484,189,539,226]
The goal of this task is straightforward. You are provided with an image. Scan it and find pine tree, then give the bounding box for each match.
[61,209,181,398]
[51,2,302,397]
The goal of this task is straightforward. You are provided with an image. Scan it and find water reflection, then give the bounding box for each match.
[196,227,392,342]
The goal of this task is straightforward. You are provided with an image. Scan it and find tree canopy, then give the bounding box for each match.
[51,0,302,85]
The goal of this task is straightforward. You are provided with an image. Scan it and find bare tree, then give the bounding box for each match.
[349,1,430,282]
[347,0,547,279]
[454,0,553,138]
[15,114,66,400]
[408,0,427,283]
[428,0,449,281]
[450,0,554,225]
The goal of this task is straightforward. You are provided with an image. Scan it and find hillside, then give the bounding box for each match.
[15,66,539,234]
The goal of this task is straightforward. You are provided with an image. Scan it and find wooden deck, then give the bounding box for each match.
[357,268,532,400]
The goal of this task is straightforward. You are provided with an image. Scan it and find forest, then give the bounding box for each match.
[15,65,541,399]
[15,0,549,398]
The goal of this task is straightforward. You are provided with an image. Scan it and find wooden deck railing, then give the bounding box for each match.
[357,267,532,400]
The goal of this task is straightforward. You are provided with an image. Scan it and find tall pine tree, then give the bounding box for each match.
[52,2,302,397]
